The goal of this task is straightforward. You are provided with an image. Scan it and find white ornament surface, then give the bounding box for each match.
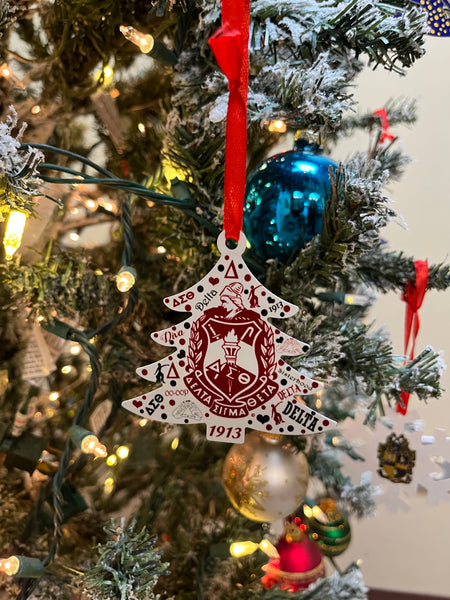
[123,232,335,443]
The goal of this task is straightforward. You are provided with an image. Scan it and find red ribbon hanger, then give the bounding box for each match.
[208,0,250,242]
[397,260,429,415]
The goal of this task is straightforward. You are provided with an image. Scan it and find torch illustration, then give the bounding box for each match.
[222,329,241,366]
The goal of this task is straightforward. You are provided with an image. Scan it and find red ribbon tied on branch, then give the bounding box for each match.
[373,108,395,145]
[397,260,429,415]
[208,0,250,242]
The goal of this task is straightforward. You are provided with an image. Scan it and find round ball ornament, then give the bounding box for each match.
[305,498,351,557]
[262,518,325,591]
[222,431,309,522]
[243,140,337,261]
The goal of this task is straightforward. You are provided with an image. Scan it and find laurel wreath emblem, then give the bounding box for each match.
[260,319,277,377]
[187,316,203,372]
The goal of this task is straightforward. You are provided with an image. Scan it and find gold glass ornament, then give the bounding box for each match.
[222,431,309,522]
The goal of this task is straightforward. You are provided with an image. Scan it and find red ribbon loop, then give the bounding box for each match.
[397,260,429,414]
[208,0,250,242]
[373,108,395,145]
[209,28,243,91]
[402,260,429,361]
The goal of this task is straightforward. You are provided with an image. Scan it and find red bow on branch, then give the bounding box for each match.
[373,108,395,145]
[397,260,429,415]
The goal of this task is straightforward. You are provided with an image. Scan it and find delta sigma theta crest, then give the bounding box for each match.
[122,232,335,443]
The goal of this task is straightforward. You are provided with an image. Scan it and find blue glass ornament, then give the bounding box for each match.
[243,140,337,261]
[410,0,450,37]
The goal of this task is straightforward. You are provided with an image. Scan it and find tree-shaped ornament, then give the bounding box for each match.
[122,0,335,443]
[122,232,335,443]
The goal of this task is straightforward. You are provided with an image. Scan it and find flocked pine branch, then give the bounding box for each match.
[0,0,24,39]
[304,438,378,519]
[337,98,418,139]
[82,518,169,600]
[358,250,450,293]
[0,241,121,322]
[0,107,45,219]
[164,0,427,211]
[287,319,444,417]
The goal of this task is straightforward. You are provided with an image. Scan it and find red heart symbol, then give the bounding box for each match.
[133,400,143,408]
[209,277,219,285]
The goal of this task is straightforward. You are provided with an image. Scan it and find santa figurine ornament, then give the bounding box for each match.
[262,516,326,591]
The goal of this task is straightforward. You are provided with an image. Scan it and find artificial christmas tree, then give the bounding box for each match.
[0,1,449,600]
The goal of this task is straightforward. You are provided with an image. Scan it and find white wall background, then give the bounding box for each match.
[333,37,450,597]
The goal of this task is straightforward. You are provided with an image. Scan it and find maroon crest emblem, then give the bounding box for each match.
[184,283,278,418]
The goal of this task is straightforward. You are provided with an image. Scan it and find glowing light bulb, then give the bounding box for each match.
[69,231,80,241]
[303,505,313,519]
[31,105,41,115]
[312,505,328,524]
[344,293,368,306]
[49,392,59,402]
[315,390,322,409]
[0,64,11,78]
[116,266,136,292]
[106,454,118,466]
[104,477,114,494]
[138,419,147,427]
[164,165,181,181]
[0,556,44,577]
[137,122,146,133]
[70,342,81,355]
[70,425,107,458]
[81,434,107,458]
[0,63,25,88]
[156,246,166,254]
[230,541,260,557]
[96,65,114,87]
[3,210,27,260]
[110,88,120,98]
[171,437,179,451]
[61,365,73,374]
[0,556,19,575]
[258,539,279,559]
[268,119,287,133]
[120,25,154,54]
[85,199,97,210]
[116,445,129,459]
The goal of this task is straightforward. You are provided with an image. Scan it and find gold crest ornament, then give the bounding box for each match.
[377,432,416,483]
